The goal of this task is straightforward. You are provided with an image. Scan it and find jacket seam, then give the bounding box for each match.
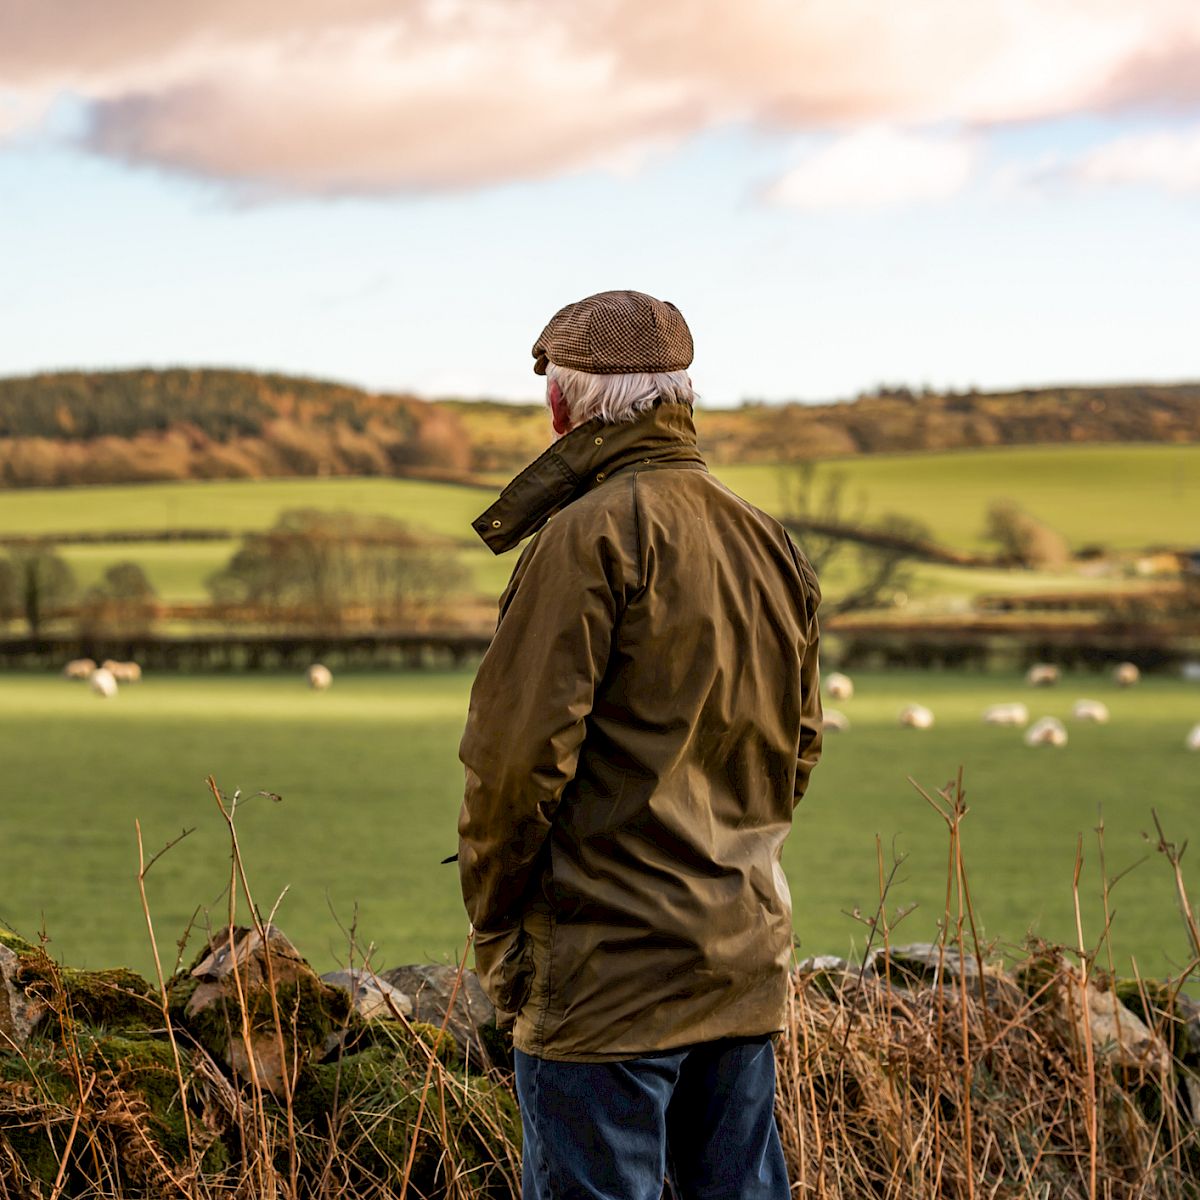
[631,470,646,592]
[534,905,556,1055]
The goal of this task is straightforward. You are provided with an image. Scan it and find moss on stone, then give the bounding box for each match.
[16,955,158,1033]
[0,1040,85,1187]
[409,1019,462,1068]
[90,1033,193,1156]
[1113,979,1198,1065]
[1012,944,1067,1001]
[291,1045,519,1196]
[0,930,38,956]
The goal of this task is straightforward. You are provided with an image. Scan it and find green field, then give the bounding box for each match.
[719,443,1200,552]
[56,540,516,605]
[0,477,492,540]
[2,444,1195,552]
[52,538,1124,611]
[2,671,1197,983]
[6,442,1196,610]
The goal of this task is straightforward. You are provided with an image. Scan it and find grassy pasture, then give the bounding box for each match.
[6,442,1196,611]
[1,444,1195,553]
[2,670,1196,982]
[51,538,1121,611]
[0,477,492,541]
[55,539,515,604]
[719,443,1200,552]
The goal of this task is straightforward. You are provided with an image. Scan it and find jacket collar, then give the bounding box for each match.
[472,402,706,554]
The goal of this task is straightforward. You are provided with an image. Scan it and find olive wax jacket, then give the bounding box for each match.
[458,401,822,1060]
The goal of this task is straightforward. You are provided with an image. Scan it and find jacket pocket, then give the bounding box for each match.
[472,925,535,1016]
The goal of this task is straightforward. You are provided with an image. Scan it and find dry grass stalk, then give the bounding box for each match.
[3,771,1197,1198]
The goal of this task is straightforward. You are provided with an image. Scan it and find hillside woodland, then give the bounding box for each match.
[0,369,1198,487]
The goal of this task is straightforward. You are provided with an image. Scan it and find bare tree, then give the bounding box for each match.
[79,561,158,637]
[3,544,77,636]
[0,558,18,626]
[983,500,1069,568]
[207,508,470,630]
[777,463,928,616]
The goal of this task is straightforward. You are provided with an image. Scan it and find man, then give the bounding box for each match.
[458,290,823,1200]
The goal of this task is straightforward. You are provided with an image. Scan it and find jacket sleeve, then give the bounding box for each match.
[457,518,623,933]
[792,548,824,807]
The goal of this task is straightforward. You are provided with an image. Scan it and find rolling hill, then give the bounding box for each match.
[0,368,1197,488]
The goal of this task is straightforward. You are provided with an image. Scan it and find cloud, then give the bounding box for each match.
[1075,124,1200,192]
[766,128,978,209]
[0,90,51,140]
[1,1,1199,194]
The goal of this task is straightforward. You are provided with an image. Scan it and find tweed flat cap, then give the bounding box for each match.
[532,290,693,376]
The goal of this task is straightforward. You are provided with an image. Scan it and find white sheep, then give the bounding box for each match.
[1024,716,1068,747]
[63,658,96,681]
[1113,662,1140,687]
[822,709,850,733]
[825,672,854,701]
[307,663,333,691]
[102,660,142,683]
[1186,724,1200,751]
[1072,699,1109,723]
[1026,664,1060,688]
[899,704,934,729]
[89,668,118,699]
[983,702,1029,727]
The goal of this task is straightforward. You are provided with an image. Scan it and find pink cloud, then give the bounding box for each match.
[1075,124,1200,192]
[1,1,1198,194]
[765,128,978,209]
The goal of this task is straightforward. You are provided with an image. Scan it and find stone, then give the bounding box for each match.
[796,955,850,975]
[321,970,413,1021]
[381,964,508,1071]
[866,942,986,988]
[1062,975,1169,1073]
[183,924,347,1094]
[1176,993,1200,1060]
[1181,1067,1200,1130]
[0,944,46,1049]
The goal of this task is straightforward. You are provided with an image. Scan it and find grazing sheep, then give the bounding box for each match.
[307,663,333,691]
[1072,698,1110,723]
[63,658,97,681]
[89,668,118,699]
[983,702,1029,727]
[1186,724,1200,752]
[899,704,934,729]
[822,709,850,733]
[826,672,854,701]
[1113,661,1140,687]
[1024,716,1068,747]
[1026,664,1060,688]
[101,660,142,683]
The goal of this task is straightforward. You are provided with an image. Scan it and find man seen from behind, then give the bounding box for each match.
[458,290,824,1199]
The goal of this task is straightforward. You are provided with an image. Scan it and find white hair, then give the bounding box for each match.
[546,362,696,427]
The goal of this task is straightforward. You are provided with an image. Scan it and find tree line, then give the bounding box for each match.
[0,510,470,638]
[1,369,1198,487]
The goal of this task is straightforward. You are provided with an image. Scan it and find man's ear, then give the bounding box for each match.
[548,380,572,436]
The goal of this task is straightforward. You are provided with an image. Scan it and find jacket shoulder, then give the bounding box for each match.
[693,473,822,610]
[500,474,640,608]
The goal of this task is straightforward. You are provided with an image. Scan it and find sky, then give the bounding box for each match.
[1,1,1199,407]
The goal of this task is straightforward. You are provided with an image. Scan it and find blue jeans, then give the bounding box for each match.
[514,1036,789,1200]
